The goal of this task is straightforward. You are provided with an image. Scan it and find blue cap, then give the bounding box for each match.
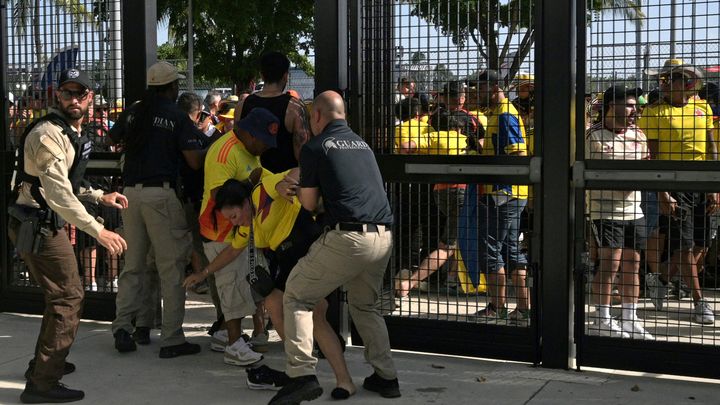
[236,107,280,148]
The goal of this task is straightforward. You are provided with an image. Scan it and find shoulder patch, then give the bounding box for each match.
[38,133,65,160]
[31,128,67,172]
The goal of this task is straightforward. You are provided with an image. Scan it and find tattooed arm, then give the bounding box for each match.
[286,97,311,161]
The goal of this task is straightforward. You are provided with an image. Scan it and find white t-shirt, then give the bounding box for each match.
[585,124,649,220]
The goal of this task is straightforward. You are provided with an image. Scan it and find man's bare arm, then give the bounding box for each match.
[287,98,311,161]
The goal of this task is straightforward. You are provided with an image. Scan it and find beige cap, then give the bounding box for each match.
[147,61,185,86]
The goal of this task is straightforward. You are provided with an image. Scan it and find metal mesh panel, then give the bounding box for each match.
[361,1,536,329]
[5,0,124,293]
[583,0,720,344]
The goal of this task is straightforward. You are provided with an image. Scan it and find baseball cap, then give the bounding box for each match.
[219,108,235,120]
[603,85,643,105]
[58,68,92,90]
[236,108,280,148]
[474,69,501,84]
[147,61,185,86]
[442,81,466,97]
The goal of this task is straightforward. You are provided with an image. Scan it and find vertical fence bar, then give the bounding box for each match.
[122,0,156,105]
[536,0,576,369]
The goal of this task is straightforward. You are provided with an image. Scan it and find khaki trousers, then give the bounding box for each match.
[112,185,192,347]
[283,228,396,379]
[9,220,83,391]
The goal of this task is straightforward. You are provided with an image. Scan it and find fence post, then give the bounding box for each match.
[314,0,350,341]
[536,0,577,369]
[122,0,157,105]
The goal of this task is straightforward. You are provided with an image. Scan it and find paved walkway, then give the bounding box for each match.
[1,295,719,404]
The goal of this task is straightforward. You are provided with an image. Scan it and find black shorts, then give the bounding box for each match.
[658,192,711,251]
[592,218,646,250]
[267,209,321,292]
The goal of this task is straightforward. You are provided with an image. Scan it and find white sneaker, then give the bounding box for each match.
[589,318,629,338]
[620,319,654,340]
[210,330,229,352]
[224,339,263,366]
[693,300,715,325]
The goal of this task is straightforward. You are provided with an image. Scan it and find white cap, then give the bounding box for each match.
[147,61,185,86]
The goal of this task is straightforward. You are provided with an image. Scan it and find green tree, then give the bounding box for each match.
[10,0,93,68]
[401,0,644,84]
[158,0,314,93]
[157,42,184,63]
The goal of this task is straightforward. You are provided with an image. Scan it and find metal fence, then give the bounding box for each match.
[3,0,125,299]
[577,0,720,377]
[351,0,720,377]
[355,0,540,362]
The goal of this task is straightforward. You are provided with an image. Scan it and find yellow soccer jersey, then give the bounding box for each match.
[482,98,529,198]
[199,130,261,243]
[427,130,467,155]
[237,170,302,251]
[637,101,713,161]
[394,118,432,154]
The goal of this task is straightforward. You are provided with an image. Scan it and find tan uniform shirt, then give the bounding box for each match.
[16,108,105,239]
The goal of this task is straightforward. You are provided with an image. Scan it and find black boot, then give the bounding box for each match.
[159,342,201,358]
[114,329,137,353]
[20,380,84,403]
[363,372,401,398]
[24,359,76,380]
[132,327,151,345]
[268,375,323,405]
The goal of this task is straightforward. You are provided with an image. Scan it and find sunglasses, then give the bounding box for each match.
[58,89,90,101]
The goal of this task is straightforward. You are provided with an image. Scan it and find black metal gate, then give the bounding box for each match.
[348,0,548,364]
[574,0,720,379]
[1,0,156,320]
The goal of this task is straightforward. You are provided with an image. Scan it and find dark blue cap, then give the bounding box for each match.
[236,107,280,148]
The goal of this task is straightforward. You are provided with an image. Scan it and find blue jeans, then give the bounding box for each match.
[478,195,528,274]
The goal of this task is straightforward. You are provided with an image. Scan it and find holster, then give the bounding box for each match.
[8,204,48,255]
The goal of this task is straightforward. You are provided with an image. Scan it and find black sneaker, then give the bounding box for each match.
[114,329,137,353]
[24,359,75,380]
[20,381,84,403]
[268,375,323,405]
[363,372,401,398]
[159,342,201,358]
[132,327,151,345]
[246,365,289,390]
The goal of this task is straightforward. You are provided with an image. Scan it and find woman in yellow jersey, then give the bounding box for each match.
[212,174,356,399]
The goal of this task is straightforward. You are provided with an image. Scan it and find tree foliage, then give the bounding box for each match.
[158,0,314,92]
[401,0,644,84]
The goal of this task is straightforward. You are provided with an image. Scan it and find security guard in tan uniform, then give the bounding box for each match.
[8,68,128,403]
[109,61,205,358]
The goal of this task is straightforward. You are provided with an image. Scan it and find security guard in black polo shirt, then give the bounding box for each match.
[109,61,205,358]
[270,91,400,404]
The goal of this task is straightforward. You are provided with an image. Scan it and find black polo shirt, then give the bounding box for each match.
[299,119,393,228]
[110,97,203,186]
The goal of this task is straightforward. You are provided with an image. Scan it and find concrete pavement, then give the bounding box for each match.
[1,294,719,405]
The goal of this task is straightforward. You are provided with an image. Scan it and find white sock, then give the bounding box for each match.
[622,303,637,321]
[597,305,611,320]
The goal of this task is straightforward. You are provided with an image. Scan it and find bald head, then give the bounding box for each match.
[310,91,346,135]
[314,91,345,120]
